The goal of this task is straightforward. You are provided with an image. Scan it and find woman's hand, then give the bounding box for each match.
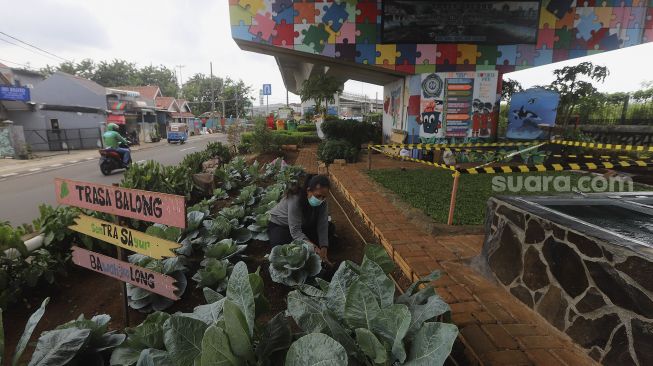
[314,245,333,267]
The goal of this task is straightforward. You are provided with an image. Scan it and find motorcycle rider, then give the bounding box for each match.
[102,123,131,167]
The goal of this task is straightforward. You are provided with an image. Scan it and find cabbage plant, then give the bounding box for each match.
[286,246,458,365]
[267,240,322,286]
[192,258,231,292]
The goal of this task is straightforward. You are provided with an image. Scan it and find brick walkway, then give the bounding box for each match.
[298,147,596,366]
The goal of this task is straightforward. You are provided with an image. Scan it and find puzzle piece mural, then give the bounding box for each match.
[230,0,650,143]
[230,1,651,73]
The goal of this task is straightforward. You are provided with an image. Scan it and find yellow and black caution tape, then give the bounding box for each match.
[370,146,458,172]
[458,159,652,175]
[550,154,632,160]
[550,140,653,152]
[371,141,540,151]
[371,146,652,175]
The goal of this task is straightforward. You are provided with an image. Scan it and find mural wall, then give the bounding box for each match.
[394,71,499,144]
[230,0,652,74]
[507,88,561,140]
[382,78,404,138]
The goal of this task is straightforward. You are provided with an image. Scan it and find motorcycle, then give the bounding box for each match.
[99,143,131,176]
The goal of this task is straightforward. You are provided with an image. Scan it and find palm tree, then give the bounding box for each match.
[299,73,343,116]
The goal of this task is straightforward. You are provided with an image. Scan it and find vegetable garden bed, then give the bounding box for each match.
[3,143,458,366]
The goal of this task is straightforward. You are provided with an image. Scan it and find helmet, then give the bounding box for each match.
[107,123,119,131]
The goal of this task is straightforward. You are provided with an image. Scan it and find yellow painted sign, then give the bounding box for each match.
[69,214,180,259]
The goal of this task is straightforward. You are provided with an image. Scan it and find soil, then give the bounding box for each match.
[4,147,418,365]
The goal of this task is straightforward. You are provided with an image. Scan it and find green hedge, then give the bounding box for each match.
[297,124,317,132]
[320,119,380,147]
[241,130,319,146]
[317,139,359,163]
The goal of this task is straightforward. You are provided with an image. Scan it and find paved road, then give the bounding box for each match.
[0,134,228,226]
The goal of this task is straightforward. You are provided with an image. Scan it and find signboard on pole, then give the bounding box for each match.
[0,85,30,102]
[69,214,180,259]
[54,178,187,228]
[71,246,180,300]
[262,84,272,96]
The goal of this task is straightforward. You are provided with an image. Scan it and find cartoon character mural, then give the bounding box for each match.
[407,71,498,143]
[418,73,445,142]
[507,88,560,140]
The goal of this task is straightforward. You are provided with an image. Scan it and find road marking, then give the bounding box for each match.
[86,157,94,160]
[69,160,79,163]
[1,173,17,177]
[137,160,146,164]
[50,163,63,167]
[28,168,42,172]
[180,146,197,152]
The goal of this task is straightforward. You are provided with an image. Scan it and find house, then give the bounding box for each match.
[173,99,195,126]
[9,71,106,151]
[106,87,159,142]
[0,64,43,122]
[112,85,166,138]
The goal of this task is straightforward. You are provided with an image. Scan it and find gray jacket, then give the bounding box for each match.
[269,194,329,247]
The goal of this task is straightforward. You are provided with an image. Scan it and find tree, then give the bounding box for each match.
[501,78,523,102]
[92,59,140,86]
[136,65,178,96]
[546,62,609,126]
[299,72,343,115]
[40,58,95,79]
[182,74,252,117]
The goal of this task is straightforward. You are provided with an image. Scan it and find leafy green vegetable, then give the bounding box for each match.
[162,315,208,366]
[267,240,322,287]
[110,312,171,366]
[285,333,347,366]
[204,238,247,261]
[287,251,456,366]
[192,258,231,291]
[364,244,395,275]
[29,314,125,366]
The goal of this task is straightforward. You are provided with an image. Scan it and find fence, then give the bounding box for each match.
[24,128,102,152]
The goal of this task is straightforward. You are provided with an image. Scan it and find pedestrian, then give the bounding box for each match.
[267,174,333,265]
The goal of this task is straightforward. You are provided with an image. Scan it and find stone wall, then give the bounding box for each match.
[482,197,653,366]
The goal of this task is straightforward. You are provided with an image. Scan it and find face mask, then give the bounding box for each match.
[308,195,324,207]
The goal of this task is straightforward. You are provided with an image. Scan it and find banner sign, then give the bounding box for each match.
[69,214,180,259]
[55,178,186,228]
[0,85,30,102]
[71,246,180,300]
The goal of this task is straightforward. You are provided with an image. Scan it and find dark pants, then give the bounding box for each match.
[268,221,337,247]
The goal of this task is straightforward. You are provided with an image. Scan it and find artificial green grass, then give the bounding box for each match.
[368,169,650,226]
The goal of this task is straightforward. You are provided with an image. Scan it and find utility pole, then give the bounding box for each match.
[235,85,239,121]
[286,89,289,107]
[210,62,215,121]
[176,65,185,98]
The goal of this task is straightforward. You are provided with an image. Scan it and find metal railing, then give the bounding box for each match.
[24,128,102,152]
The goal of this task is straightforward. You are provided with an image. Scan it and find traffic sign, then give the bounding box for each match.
[262,84,272,96]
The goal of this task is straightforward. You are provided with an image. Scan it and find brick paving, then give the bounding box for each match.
[298,147,597,365]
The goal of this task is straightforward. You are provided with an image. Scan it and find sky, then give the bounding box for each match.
[1,0,652,105]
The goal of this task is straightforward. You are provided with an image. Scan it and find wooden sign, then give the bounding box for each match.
[71,246,180,300]
[55,178,186,228]
[69,214,180,259]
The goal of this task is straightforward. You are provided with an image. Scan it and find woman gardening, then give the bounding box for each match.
[268,174,333,265]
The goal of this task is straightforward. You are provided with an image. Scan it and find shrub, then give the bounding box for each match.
[249,120,280,153]
[317,139,359,163]
[205,141,232,162]
[297,124,317,132]
[321,119,379,147]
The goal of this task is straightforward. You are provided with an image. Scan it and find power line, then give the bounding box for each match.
[0,57,31,69]
[0,31,70,63]
[0,35,63,63]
